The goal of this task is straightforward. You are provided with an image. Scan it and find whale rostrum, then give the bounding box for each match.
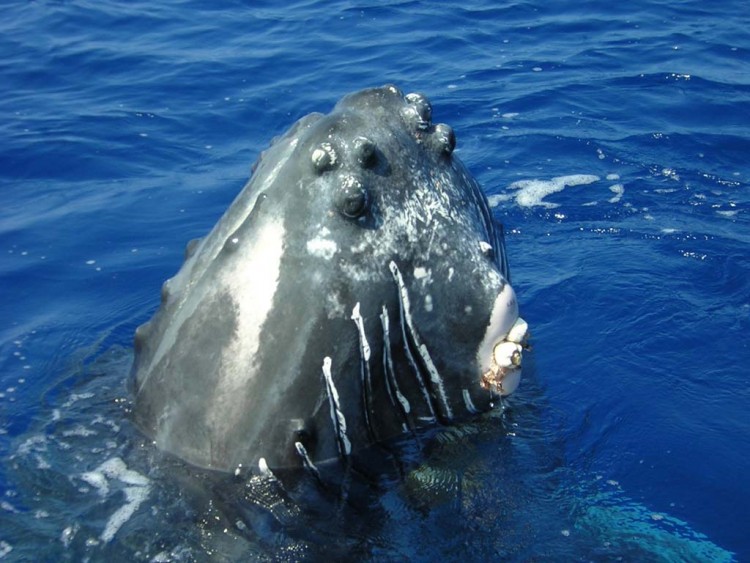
[131,85,528,474]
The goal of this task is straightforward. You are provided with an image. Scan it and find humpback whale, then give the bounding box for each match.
[131,85,528,476]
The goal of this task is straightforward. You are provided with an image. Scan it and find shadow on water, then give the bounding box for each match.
[1,345,735,561]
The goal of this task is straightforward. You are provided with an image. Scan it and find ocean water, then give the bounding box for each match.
[1,0,749,560]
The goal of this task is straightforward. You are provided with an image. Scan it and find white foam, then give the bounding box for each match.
[79,457,150,544]
[608,183,625,203]
[717,209,738,217]
[61,524,78,548]
[80,470,109,496]
[96,457,150,486]
[100,485,150,543]
[504,175,601,208]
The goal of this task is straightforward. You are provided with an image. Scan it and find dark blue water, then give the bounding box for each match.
[2,0,748,560]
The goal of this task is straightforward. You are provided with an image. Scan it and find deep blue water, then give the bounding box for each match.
[2,0,749,560]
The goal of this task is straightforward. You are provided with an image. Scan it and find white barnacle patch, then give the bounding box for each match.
[306,237,337,260]
[322,356,351,456]
[325,290,346,319]
[311,142,337,170]
[476,283,519,375]
[424,294,433,312]
[413,266,434,292]
[341,174,360,191]
[506,317,529,345]
[306,226,338,260]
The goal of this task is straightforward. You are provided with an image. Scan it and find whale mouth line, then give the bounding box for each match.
[480,317,529,397]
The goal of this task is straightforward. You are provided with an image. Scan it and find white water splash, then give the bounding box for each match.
[488,174,600,208]
[78,457,150,544]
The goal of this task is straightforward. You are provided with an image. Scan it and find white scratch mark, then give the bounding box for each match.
[389,261,453,420]
[350,303,371,362]
[462,389,479,414]
[322,356,351,456]
[294,442,321,479]
[380,305,411,414]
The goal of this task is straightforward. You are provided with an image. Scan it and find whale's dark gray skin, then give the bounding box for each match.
[132,85,528,475]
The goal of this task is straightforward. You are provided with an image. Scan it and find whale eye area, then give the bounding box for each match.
[335,175,369,218]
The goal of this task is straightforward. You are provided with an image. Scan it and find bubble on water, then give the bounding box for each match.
[608,184,625,203]
[1,501,18,513]
[0,541,12,558]
[100,485,150,543]
[61,524,79,548]
[651,513,665,521]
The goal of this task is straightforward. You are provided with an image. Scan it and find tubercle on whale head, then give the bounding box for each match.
[320,85,459,171]
[298,87,465,235]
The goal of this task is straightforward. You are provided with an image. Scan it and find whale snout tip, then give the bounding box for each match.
[479,314,530,397]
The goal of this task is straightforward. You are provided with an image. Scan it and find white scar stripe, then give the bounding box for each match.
[322,356,351,457]
[380,305,411,415]
[390,264,436,421]
[351,303,371,361]
[294,441,321,480]
[389,261,453,420]
[462,389,478,414]
[352,302,375,440]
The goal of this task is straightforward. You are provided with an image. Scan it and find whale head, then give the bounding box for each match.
[132,85,528,473]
